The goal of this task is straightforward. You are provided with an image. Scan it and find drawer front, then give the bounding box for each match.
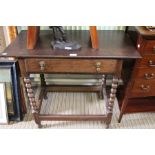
[136,55,155,67]
[130,80,155,98]
[25,59,120,74]
[143,40,155,55]
[134,67,155,81]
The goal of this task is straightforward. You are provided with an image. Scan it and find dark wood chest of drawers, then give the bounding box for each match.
[131,33,155,98]
[119,26,155,122]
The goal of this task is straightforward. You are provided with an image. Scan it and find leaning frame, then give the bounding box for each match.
[0,60,23,121]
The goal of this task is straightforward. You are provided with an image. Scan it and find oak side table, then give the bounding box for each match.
[0,30,140,128]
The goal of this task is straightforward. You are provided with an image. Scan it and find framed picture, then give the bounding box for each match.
[0,83,8,124]
[0,60,23,121]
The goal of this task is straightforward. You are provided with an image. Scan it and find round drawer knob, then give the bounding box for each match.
[96,62,101,72]
[39,61,45,71]
[96,67,101,72]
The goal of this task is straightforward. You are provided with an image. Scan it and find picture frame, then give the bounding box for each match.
[0,60,23,121]
[0,83,8,124]
[0,26,6,53]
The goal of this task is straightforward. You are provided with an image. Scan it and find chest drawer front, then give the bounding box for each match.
[136,56,155,67]
[142,40,155,55]
[25,59,119,74]
[130,80,155,98]
[134,67,155,80]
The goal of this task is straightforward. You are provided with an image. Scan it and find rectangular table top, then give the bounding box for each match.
[0,30,141,59]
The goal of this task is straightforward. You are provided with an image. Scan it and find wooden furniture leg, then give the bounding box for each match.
[97,75,105,99]
[106,76,119,128]
[40,73,46,86]
[40,73,47,99]
[118,61,137,123]
[101,75,106,99]
[23,77,42,128]
[118,80,132,122]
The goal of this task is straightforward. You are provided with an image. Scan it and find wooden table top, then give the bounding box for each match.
[0,30,141,59]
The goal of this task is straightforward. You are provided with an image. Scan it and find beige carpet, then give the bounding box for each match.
[1,92,155,129]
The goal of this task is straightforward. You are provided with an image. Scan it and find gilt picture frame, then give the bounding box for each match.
[0,60,23,121]
[0,83,8,124]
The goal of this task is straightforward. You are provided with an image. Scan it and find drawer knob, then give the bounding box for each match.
[140,84,150,91]
[39,61,45,71]
[153,46,155,51]
[148,60,155,67]
[96,62,101,72]
[96,68,101,72]
[144,73,154,80]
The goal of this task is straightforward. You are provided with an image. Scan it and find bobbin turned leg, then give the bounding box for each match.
[23,77,42,128]
[106,76,119,129]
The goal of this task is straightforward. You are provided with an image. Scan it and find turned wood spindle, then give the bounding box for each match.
[108,76,119,113]
[24,77,38,113]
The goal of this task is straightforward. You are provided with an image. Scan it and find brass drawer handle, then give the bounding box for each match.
[39,61,45,71]
[153,46,155,51]
[96,62,101,72]
[140,84,150,91]
[148,60,155,67]
[144,73,154,80]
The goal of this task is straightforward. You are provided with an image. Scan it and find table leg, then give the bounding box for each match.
[40,73,46,86]
[106,76,119,128]
[23,77,42,128]
[40,73,47,99]
[98,75,105,99]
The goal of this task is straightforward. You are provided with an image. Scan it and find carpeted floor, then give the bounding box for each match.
[1,92,155,129]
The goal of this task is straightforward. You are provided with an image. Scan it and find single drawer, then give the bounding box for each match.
[143,40,155,55]
[130,80,155,98]
[134,67,155,80]
[25,58,120,74]
[136,55,155,67]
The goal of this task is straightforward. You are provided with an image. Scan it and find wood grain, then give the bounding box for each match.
[118,26,155,122]
[89,26,98,49]
[27,26,40,49]
[1,30,140,59]
[24,58,119,74]
[7,26,18,42]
